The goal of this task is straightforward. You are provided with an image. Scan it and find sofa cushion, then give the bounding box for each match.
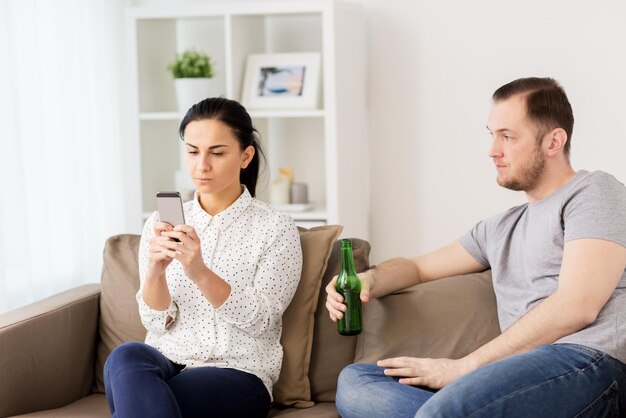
[272,225,343,408]
[8,394,109,418]
[94,234,146,393]
[355,270,500,363]
[268,402,338,417]
[308,238,370,402]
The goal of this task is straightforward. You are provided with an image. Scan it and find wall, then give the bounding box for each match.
[355,0,626,262]
[130,0,626,262]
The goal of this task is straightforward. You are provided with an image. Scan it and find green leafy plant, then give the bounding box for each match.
[167,49,214,78]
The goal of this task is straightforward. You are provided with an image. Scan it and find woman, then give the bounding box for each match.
[104,97,303,418]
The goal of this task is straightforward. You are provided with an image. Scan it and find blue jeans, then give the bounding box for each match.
[336,344,626,418]
[104,342,271,418]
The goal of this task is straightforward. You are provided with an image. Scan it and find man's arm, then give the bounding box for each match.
[466,238,626,367]
[379,238,626,389]
[372,240,487,297]
[326,240,486,322]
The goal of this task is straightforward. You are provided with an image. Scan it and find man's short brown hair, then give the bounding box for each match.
[493,77,574,155]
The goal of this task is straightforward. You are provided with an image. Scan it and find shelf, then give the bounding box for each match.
[139,109,326,121]
[127,1,368,239]
[143,208,327,223]
[249,109,326,119]
[271,203,327,221]
[127,1,363,20]
[288,210,327,221]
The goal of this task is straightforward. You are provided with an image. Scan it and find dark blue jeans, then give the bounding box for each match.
[104,342,271,418]
[336,344,626,418]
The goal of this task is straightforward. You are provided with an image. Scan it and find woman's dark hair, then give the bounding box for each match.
[178,97,265,197]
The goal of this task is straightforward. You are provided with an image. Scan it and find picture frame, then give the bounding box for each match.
[241,52,321,110]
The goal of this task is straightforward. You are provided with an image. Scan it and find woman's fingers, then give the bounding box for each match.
[153,221,173,236]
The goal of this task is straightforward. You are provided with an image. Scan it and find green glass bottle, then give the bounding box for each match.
[336,239,362,336]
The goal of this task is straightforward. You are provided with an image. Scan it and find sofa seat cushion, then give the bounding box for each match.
[9,394,109,418]
[9,396,340,418]
[355,270,500,363]
[268,402,338,417]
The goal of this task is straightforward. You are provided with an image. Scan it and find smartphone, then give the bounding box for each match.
[156,191,185,228]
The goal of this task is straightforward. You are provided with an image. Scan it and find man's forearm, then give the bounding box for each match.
[368,258,421,299]
[464,290,594,370]
[367,240,487,299]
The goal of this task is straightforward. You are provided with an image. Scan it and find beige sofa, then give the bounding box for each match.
[0,227,500,418]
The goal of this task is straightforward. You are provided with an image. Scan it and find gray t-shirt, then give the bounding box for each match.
[459,170,626,363]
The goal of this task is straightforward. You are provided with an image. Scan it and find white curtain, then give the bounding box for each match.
[0,0,128,313]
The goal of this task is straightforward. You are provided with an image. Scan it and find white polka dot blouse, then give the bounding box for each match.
[136,186,303,398]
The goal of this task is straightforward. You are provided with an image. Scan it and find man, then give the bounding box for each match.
[326,77,626,417]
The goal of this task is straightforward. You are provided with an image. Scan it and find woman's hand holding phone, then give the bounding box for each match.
[152,191,212,284]
[146,221,178,278]
[148,191,189,278]
[160,225,210,283]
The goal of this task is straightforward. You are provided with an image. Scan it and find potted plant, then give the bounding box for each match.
[168,49,219,112]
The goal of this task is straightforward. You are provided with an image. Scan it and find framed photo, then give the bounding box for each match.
[241,52,321,110]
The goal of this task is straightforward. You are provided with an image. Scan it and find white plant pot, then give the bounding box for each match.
[174,78,219,113]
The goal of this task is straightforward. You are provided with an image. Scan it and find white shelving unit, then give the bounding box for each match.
[124,0,369,239]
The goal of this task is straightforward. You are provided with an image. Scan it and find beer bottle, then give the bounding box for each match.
[335,239,362,336]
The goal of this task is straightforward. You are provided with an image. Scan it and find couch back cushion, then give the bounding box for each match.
[355,270,500,364]
[93,227,344,408]
[308,238,370,402]
[94,234,146,393]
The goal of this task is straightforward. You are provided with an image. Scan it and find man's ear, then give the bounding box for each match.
[546,128,568,156]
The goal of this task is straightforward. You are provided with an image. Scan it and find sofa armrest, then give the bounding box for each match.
[0,284,101,417]
[355,271,501,363]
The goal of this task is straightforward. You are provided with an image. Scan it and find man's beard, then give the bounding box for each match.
[497,144,546,192]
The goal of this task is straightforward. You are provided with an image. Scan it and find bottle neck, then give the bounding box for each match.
[340,245,357,275]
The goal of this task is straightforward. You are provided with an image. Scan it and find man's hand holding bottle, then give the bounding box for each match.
[325,269,374,322]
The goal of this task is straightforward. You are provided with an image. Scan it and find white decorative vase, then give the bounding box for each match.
[174,78,219,113]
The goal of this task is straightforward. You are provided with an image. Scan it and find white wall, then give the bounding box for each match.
[129,0,626,263]
[354,0,626,262]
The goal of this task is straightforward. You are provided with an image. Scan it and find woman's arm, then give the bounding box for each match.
[136,215,178,334]
[160,224,231,308]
